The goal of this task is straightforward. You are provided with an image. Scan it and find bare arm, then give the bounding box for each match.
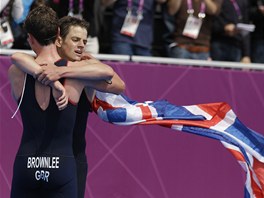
[37,59,114,85]
[79,53,125,94]
[204,0,223,15]
[11,52,114,85]
[56,59,114,81]
[8,64,26,100]
[84,71,125,94]
[12,0,24,21]
[167,0,182,15]
[78,53,126,102]
[50,81,69,110]
[84,72,126,103]
[101,0,117,7]
[11,52,42,79]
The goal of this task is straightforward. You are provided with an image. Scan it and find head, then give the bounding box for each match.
[56,16,89,61]
[24,5,58,50]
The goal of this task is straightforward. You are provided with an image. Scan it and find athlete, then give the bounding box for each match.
[11,15,125,198]
[57,16,126,198]
[56,16,125,198]
[9,6,124,198]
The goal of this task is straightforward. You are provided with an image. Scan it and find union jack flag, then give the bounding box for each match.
[92,91,264,198]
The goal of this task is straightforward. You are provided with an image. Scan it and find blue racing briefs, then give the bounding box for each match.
[11,155,77,198]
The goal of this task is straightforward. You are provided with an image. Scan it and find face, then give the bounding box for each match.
[56,26,88,61]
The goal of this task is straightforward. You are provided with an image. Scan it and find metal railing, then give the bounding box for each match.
[1,48,264,71]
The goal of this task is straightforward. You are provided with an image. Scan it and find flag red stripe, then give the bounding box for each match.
[227,148,246,162]
[137,105,153,120]
[253,157,264,197]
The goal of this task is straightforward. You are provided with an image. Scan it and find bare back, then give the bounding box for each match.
[9,64,86,109]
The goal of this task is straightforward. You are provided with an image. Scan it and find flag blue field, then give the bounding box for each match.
[92,92,264,197]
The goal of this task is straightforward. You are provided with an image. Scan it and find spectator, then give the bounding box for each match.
[167,0,222,60]
[249,0,264,63]
[11,0,48,49]
[161,2,175,57]
[0,0,10,12]
[0,0,23,48]
[102,0,166,56]
[0,0,23,20]
[210,0,251,63]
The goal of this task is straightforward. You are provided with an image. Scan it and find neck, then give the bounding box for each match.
[57,48,75,62]
[35,44,61,63]
[57,49,67,60]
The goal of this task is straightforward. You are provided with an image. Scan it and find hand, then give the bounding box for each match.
[81,52,95,60]
[240,56,251,64]
[51,81,68,110]
[224,24,237,37]
[259,5,264,15]
[37,63,61,85]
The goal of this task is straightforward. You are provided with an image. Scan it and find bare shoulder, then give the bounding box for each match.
[8,64,26,100]
[64,78,85,103]
[8,64,25,81]
[81,58,101,64]
[67,58,102,68]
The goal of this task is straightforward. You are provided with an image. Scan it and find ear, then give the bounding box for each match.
[27,33,34,45]
[55,36,63,47]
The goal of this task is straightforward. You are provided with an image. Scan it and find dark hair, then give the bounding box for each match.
[24,5,58,46]
[58,16,89,40]
[30,0,49,10]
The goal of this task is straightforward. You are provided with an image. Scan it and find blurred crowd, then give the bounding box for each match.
[1,0,264,63]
